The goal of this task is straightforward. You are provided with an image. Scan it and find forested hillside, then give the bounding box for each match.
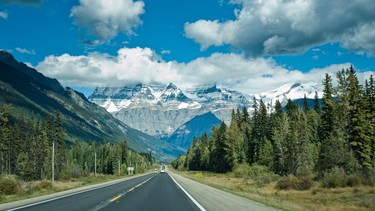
[0,109,154,181]
[172,67,375,181]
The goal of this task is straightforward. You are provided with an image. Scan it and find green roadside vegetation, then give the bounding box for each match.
[0,107,158,204]
[171,67,375,210]
[170,166,375,211]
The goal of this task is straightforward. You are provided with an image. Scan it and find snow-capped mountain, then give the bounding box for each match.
[255,82,323,106]
[89,83,251,139]
[88,82,321,142]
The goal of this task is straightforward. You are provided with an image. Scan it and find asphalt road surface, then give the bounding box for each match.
[8,172,201,211]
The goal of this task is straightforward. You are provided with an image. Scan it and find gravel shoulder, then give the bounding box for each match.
[169,171,278,211]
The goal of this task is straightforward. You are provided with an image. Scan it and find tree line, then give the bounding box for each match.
[0,109,154,181]
[172,66,375,178]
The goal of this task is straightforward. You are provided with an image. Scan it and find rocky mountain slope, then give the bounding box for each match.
[0,51,184,161]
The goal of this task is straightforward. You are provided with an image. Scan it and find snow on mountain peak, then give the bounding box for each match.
[255,82,322,105]
[89,81,322,113]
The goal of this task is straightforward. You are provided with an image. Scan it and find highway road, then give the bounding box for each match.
[8,172,202,211]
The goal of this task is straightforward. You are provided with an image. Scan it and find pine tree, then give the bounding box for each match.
[54,111,65,179]
[272,113,289,175]
[211,122,230,173]
[303,94,309,113]
[318,73,356,173]
[199,132,210,170]
[258,137,274,169]
[189,137,201,170]
[347,67,373,171]
[318,74,338,172]
[226,113,245,170]
[313,91,321,115]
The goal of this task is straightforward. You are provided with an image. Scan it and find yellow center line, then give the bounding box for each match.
[110,195,122,202]
[129,188,135,192]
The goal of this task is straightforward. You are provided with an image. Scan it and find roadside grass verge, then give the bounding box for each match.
[169,167,375,211]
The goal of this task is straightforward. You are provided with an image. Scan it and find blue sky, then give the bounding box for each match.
[1,0,374,96]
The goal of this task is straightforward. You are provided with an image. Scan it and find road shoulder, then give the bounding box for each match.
[169,171,277,211]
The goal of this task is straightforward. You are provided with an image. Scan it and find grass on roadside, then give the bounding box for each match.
[169,167,375,211]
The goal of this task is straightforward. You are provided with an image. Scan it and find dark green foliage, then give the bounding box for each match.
[346,67,373,171]
[313,91,321,115]
[303,94,309,113]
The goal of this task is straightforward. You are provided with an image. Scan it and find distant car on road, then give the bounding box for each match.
[160,165,166,173]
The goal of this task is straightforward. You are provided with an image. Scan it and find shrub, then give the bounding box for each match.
[0,175,20,195]
[276,175,314,190]
[232,163,251,178]
[33,179,53,191]
[61,164,82,179]
[360,172,375,186]
[346,175,361,187]
[232,163,279,186]
[276,175,299,190]
[295,176,314,190]
[321,167,347,188]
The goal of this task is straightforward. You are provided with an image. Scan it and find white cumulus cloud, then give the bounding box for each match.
[70,0,145,42]
[0,11,8,20]
[16,47,36,55]
[36,47,374,94]
[185,0,375,56]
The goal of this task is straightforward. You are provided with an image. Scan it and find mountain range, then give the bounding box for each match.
[0,50,185,162]
[89,81,323,148]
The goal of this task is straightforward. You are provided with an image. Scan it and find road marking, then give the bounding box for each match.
[168,172,207,211]
[110,195,122,202]
[89,173,158,211]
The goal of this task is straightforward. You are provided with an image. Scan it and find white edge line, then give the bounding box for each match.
[168,172,207,211]
[7,173,155,211]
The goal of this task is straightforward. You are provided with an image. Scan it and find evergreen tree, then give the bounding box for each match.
[303,94,309,113]
[211,122,230,173]
[54,111,65,179]
[258,137,274,169]
[272,113,289,175]
[347,67,373,171]
[199,132,210,170]
[318,73,356,173]
[313,91,321,115]
[189,137,201,170]
[226,113,245,170]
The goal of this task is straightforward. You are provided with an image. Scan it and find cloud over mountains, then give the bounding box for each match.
[185,0,375,56]
[36,46,372,94]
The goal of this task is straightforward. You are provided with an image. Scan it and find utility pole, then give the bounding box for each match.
[118,160,121,175]
[52,142,54,182]
[94,151,97,176]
